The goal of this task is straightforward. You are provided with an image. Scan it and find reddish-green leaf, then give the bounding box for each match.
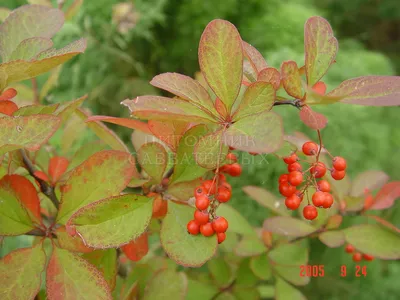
[0,88,17,100]
[55,226,93,253]
[137,142,168,184]
[328,76,400,106]
[304,85,343,105]
[198,19,243,111]
[263,216,316,237]
[46,246,112,300]
[150,72,218,115]
[160,201,217,267]
[148,120,189,152]
[166,178,202,201]
[242,41,268,73]
[364,215,400,234]
[370,182,400,210]
[13,103,59,116]
[143,269,188,300]
[68,141,108,171]
[233,82,275,120]
[194,130,229,169]
[48,156,69,184]
[304,16,338,86]
[82,249,117,291]
[275,277,306,300]
[0,243,46,300]
[318,230,345,248]
[350,170,389,197]
[9,37,53,61]
[281,61,303,98]
[0,115,60,156]
[67,194,152,248]
[57,150,137,223]
[343,196,364,212]
[222,112,283,154]
[257,67,280,90]
[325,214,343,230]
[54,95,86,125]
[0,100,18,115]
[242,186,289,216]
[235,237,267,257]
[299,105,327,130]
[344,224,400,259]
[121,231,149,261]
[121,96,217,123]
[86,115,151,134]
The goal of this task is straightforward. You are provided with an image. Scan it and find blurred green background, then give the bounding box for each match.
[2,0,400,299]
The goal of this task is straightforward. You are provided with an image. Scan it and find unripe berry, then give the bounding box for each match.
[283,153,298,164]
[288,171,303,186]
[217,232,226,244]
[202,180,216,194]
[200,222,215,237]
[303,205,318,220]
[216,186,231,203]
[302,141,319,156]
[332,156,346,171]
[194,210,209,225]
[310,162,326,178]
[322,193,334,208]
[212,217,228,233]
[226,153,238,162]
[227,163,242,177]
[279,182,296,197]
[345,244,355,253]
[331,169,346,180]
[285,194,301,210]
[278,174,289,184]
[195,195,210,210]
[362,253,374,261]
[352,252,362,262]
[312,191,325,207]
[288,162,302,172]
[187,220,200,235]
[317,180,330,192]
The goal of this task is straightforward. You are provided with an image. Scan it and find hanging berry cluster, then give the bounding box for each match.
[279,139,347,221]
[345,244,374,262]
[187,153,242,244]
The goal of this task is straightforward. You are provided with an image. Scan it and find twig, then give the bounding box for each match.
[211,279,236,300]
[31,78,39,104]
[273,99,302,109]
[26,228,46,237]
[20,149,60,209]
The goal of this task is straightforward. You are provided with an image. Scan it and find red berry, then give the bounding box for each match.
[226,153,238,162]
[345,244,355,253]
[218,173,226,182]
[331,169,346,180]
[312,81,327,95]
[200,222,215,237]
[317,180,330,192]
[332,156,346,171]
[194,210,209,225]
[216,186,231,203]
[288,162,302,172]
[303,205,318,220]
[278,174,289,184]
[288,171,303,186]
[249,152,258,156]
[202,180,216,194]
[212,217,228,233]
[283,153,298,164]
[295,190,304,200]
[310,162,326,178]
[279,182,296,197]
[302,141,319,156]
[227,163,242,177]
[352,252,362,262]
[217,232,226,244]
[194,186,205,198]
[322,193,334,208]
[221,181,232,191]
[362,253,374,261]
[285,194,301,210]
[312,191,325,207]
[195,195,210,210]
[187,220,200,235]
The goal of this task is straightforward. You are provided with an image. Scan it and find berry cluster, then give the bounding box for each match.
[187,153,242,244]
[279,141,347,221]
[345,244,374,262]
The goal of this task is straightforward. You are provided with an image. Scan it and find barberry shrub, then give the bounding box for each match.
[1,4,400,300]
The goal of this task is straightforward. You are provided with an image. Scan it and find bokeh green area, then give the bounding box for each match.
[2,0,400,299]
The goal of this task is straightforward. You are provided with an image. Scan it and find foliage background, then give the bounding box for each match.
[1,0,400,299]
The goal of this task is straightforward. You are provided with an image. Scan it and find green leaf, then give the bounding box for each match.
[198,19,243,111]
[303,85,343,105]
[281,61,303,99]
[344,224,400,259]
[137,142,168,184]
[57,150,137,223]
[82,249,117,291]
[318,230,345,248]
[257,285,275,298]
[216,204,257,237]
[275,277,307,300]
[13,103,59,116]
[263,216,316,237]
[54,95,87,125]
[349,170,389,197]
[194,130,229,169]
[222,112,283,154]
[0,115,60,156]
[170,125,209,184]
[160,201,217,267]
[55,226,93,253]
[236,258,259,287]
[242,41,268,73]
[343,196,364,212]
[143,269,187,300]
[167,178,203,201]
[304,16,338,86]
[329,76,400,106]
[67,194,152,248]
[68,141,109,171]
[39,65,62,101]
[250,254,272,280]
[208,257,234,288]
[46,246,112,300]
[215,292,235,300]
[243,186,289,216]
[258,67,281,90]
[0,243,46,300]
[9,37,53,61]
[121,96,217,123]
[233,82,275,121]
[186,279,218,300]
[235,237,267,257]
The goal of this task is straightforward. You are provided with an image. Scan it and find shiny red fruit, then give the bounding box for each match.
[345,244,355,253]
[317,180,330,192]
[227,163,242,177]
[283,153,298,164]
[331,169,346,180]
[310,162,326,178]
[218,173,227,182]
[221,181,232,191]
[302,141,319,156]
[352,252,362,262]
[332,156,347,171]
[202,180,216,194]
[278,174,289,184]
[279,182,296,197]
[362,254,374,261]
[194,186,205,197]
[216,186,231,203]
[288,162,302,172]
[217,232,226,244]
[200,222,215,237]
[195,195,210,210]
[312,191,325,207]
[285,194,301,210]
[303,205,318,220]
[226,153,238,162]
[288,171,303,186]
[212,217,228,233]
[323,193,334,208]
[187,220,200,235]
[194,210,209,225]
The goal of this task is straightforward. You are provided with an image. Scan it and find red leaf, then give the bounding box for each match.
[299,105,327,130]
[0,88,17,100]
[55,226,94,253]
[121,232,149,261]
[215,97,228,118]
[242,41,268,73]
[370,182,400,210]
[34,170,49,182]
[48,156,69,184]
[364,215,400,234]
[151,194,168,219]
[0,174,42,223]
[257,67,281,90]
[86,115,151,134]
[148,120,189,152]
[0,100,18,115]
[312,81,326,95]
[280,61,303,98]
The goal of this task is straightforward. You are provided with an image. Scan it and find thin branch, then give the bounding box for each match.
[273,99,302,109]
[20,149,60,209]
[26,228,46,237]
